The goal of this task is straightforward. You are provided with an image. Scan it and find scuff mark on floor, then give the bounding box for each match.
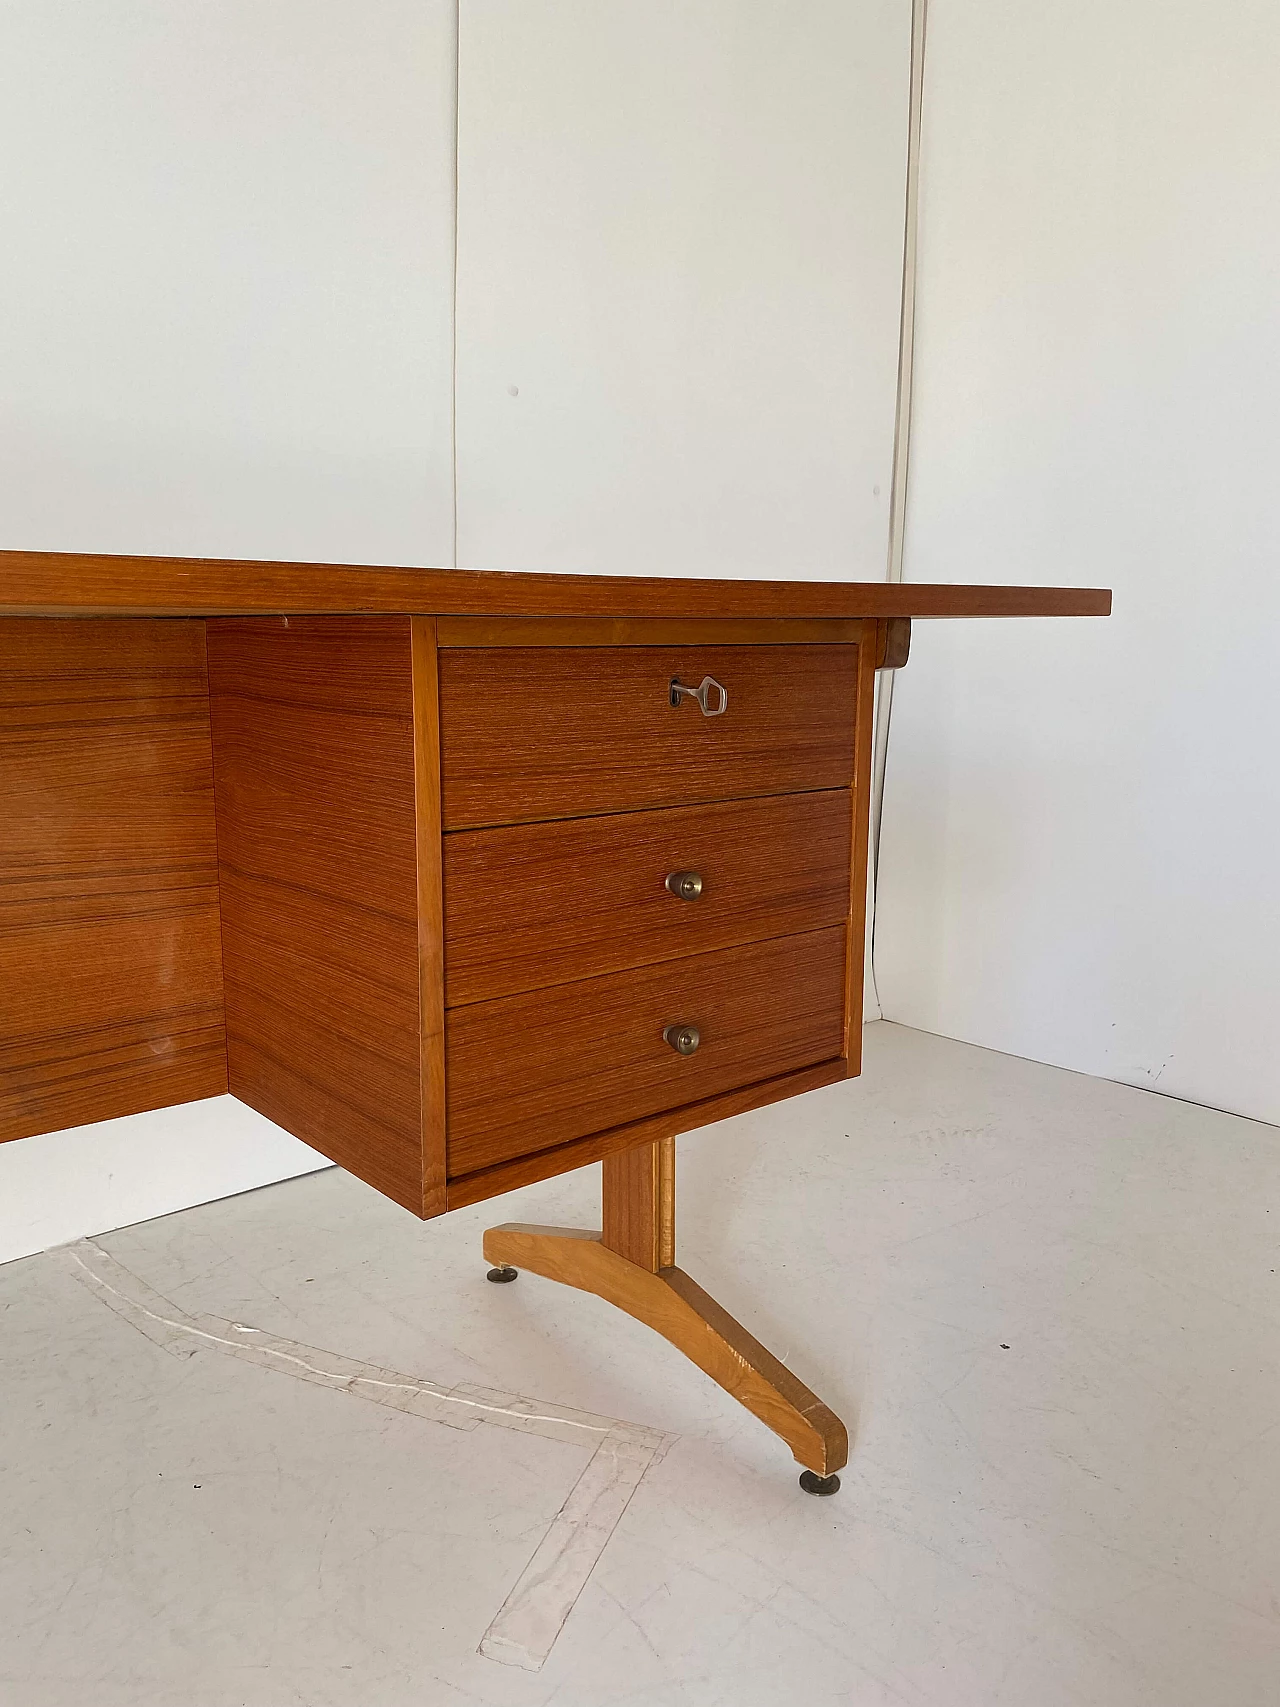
[62,1237,672,1671]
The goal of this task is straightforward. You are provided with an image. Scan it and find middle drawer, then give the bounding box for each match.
[443,789,851,1008]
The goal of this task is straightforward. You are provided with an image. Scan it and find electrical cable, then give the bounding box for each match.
[869,0,928,1015]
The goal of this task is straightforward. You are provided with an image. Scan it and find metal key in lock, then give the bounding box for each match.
[668,674,727,716]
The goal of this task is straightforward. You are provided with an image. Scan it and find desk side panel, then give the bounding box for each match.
[0,618,227,1142]
[207,616,425,1214]
[842,621,880,1075]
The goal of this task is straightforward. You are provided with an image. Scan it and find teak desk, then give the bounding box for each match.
[0,550,1109,1493]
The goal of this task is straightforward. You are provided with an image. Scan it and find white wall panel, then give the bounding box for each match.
[0,0,456,567]
[0,1,455,1262]
[0,1099,329,1267]
[455,0,910,578]
[876,0,1280,1124]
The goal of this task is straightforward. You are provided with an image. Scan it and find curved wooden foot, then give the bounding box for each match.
[481,1221,848,1476]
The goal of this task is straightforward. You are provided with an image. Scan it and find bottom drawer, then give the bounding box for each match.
[445,926,846,1178]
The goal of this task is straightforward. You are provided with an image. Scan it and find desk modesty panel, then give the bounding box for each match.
[0,617,227,1143]
[0,555,1111,1223]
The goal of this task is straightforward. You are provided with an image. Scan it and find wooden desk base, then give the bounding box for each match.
[482,1136,849,1483]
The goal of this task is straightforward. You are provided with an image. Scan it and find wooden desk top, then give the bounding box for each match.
[0,549,1110,620]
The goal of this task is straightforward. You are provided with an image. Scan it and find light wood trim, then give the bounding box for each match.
[446,1058,846,1209]
[657,1135,675,1269]
[480,1225,848,1475]
[601,1136,675,1272]
[412,617,447,1218]
[0,548,1113,621]
[436,616,864,647]
[843,622,880,1071]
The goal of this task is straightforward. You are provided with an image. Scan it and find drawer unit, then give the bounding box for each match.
[443,789,852,1007]
[202,614,878,1211]
[438,644,859,828]
[445,925,847,1177]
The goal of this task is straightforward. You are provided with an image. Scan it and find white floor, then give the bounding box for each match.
[3,1022,1279,1706]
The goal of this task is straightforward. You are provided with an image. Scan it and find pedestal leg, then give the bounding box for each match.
[482,1136,848,1483]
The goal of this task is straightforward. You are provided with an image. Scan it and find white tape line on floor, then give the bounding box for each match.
[63,1237,673,1670]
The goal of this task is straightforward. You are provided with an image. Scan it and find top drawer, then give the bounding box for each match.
[438,644,859,828]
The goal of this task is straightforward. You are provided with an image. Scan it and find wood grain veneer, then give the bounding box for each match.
[445,925,847,1177]
[601,1136,676,1272]
[443,789,852,1006]
[0,548,1113,621]
[411,618,448,1216]
[446,1059,848,1209]
[439,644,860,829]
[207,615,433,1214]
[0,618,226,1143]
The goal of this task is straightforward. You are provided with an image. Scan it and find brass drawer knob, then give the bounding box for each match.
[669,674,727,716]
[663,1023,701,1056]
[665,870,703,901]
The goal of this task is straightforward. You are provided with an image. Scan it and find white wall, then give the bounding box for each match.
[0,0,458,1264]
[0,0,457,566]
[455,0,910,577]
[1,2,912,1262]
[0,1101,330,1267]
[876,0,1280,1124]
